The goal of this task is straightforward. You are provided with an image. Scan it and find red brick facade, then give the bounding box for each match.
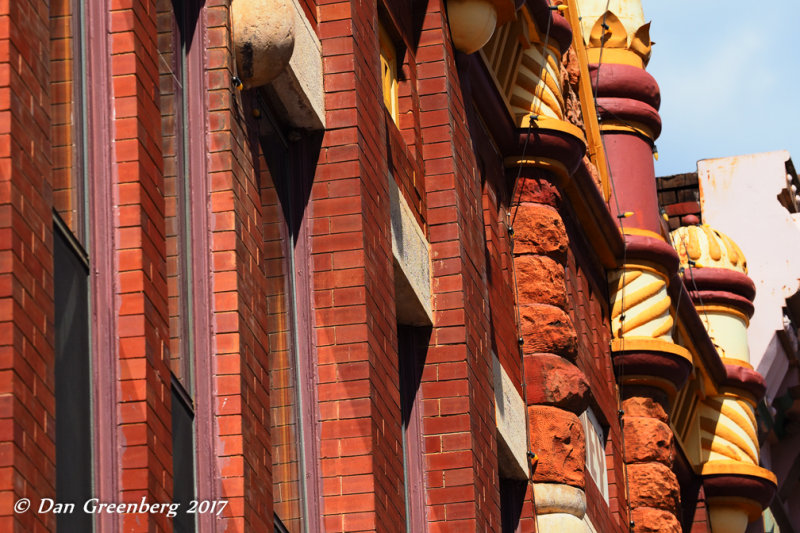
[0,0,778,532]
[0,1,56,530]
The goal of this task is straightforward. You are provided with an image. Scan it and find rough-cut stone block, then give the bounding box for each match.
[514,255,567,309]
[519,304,577,359]
[232,0,295,89]
[632,508,682,533]
[524,354,589,413]
[528,406,585,488]
[623,417,673,465]
[622,395,668,423]
[627,462,680,513]
[513,177,562,207]
[512,204,568,258]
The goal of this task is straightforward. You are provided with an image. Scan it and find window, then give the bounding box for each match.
[54,219,92,531]
[171,379,196,532]
[398,325,428,532]
[159,0,193,390]
[50,0,87,243]
[580,407,609,502]
[256,101,318,530]
[158,1,200,529]
[379,22,399,123]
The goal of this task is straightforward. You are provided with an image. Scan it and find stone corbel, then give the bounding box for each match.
[231,0,296,89]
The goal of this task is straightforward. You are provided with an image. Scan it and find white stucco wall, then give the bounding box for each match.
[697,151,800,400]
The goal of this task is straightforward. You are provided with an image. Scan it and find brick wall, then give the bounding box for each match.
[204,2,275,529]
[0,0,56,530]
[656,172,700,230]
[314,1,403,530]
[109,0,173,529]
[419,3,501,531]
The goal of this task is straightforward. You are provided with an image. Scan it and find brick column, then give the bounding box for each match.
[204,2,275,529]
[0,0,56,530]
[313,2,405,530]
[418,3,502,531]
[109,0,173,529]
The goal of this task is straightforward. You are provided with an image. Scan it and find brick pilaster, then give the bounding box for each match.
[418,3,501,531]
[313,1,404,531]
[0,0,56,530]
[109,0,173,530]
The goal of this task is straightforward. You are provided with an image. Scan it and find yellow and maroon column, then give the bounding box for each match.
[671,225,777,533]
[583,1,691,530]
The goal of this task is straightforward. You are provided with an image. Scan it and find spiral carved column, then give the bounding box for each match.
[671,225,777,533]
[584,4,691,530]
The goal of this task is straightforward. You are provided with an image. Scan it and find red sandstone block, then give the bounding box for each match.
[325,146,359,166]
[340,473,375,495]
[111,31,135,54]
[120,468,148,491]
[438,397,469,418]
[323,515,343,532]
[325,72,356,93]
[318,380,370,402]
[314,196,361,218]
[445,501,477,520]
[329,213,362,234]
[334,436,372,458]
[321,418,371,439]
[216,394,241,416]
[321,128,358,149]
[434,324,467,344]
[433,310,465,329]
[334,323,369,344]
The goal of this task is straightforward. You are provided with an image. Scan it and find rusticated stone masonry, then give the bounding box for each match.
[513,173,593,531]
[622,390,681,533]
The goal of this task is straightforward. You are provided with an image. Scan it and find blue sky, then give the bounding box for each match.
[643,1,800,176]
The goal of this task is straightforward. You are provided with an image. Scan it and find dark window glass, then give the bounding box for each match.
[54,222,92,531]
[499,477,526,533]
[172,380,196,532]
[398,325,429,531]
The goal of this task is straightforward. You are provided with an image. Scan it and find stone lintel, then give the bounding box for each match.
[493,353,529,480]
[268,0,326,130]
[390,178,432,326]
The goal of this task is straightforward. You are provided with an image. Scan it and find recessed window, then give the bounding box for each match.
[398,325,428,531]
[50,0,87,243]
[54,220,92,531]
[379,22,399,123]
[580,407,609,502]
